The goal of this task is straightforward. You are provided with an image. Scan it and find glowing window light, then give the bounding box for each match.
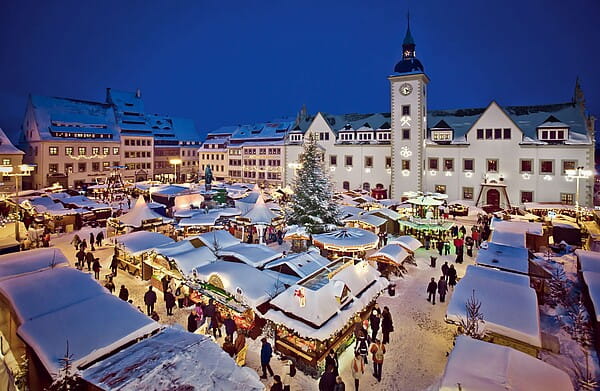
[401,169,410,176]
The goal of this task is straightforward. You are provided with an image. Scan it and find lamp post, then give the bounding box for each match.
[169,158,182,184]
[0,164,36,241]
[566,166,592,222]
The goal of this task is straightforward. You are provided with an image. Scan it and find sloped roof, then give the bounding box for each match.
[217,243,282,268]
[209,118,296,142]
[367,244,410,265]
[153,241,217,276]
[475,242,529,275]
[264,250,331,279]
[0,128,24,155]
[0,248,68,281]
[242,194,277,225]
[117,196,171,228]
[114,231,175,256]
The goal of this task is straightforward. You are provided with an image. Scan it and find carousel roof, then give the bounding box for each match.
[313,228,379,251]
[367,244,410,265]
[114,231,175,256]
[241,194,277,225]
[389,235,423,252]
[117,195,172,228]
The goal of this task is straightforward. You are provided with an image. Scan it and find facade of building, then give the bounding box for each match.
[19,89,202,189]
[0,128,25,194]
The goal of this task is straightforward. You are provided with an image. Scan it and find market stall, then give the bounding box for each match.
[367,243,410,276]
[312,228,379,260]
[107,195,173,236]
[112,231,175,276]
[263,258,388,373]
[263,249,331,285]
[342,214,386,234]
[283,225,311,252]
[235,194,282,244]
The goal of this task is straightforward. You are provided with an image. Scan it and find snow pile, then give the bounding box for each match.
[439,335,573,390]
[446,265,542,348]
[475,242,529,275]
[82,326,264,391]
[0,248,68,280]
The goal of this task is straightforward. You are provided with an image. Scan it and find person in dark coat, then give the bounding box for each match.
[465,236,474,257]
[427,277,437,305]
[436,239,444,255]
[210,310,222,338]
[333,376,345,391]
[80,239,87,252]
[369,305,381,341]
[75,249,85,270]
[438,275,448,303]
[118,284,129,301]
[448,265,457,289]
[204,299,216,327]
[104,277,115,294]
[150,311,160,321]
[260,338,274,379]
[441,261,449,282]
[161,275,170,298]
[144,286,157,315]
[187,311,198,332]
[96,231,104,248]
[109,254,119,276]
[89,232,95,251]
[355,330,369,364]
[319,364,337,391]
[455,245,464,264]
[223,314,237,340]
[85,250,94,271]
[71,234,81,250]
[381,306,393,344]
[222,335,237,358]
[92,257,101,280]
[164,289,176,316]
[325,350,339,377]
[270,375,284,391]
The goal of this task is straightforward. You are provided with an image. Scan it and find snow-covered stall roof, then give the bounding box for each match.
[475,242,529,275]
[117,195,172,228]
[343,214,386,227]
[489,229,526,248]
[173,192,204,210]
[151,185,189,198]
[491,220,544,236]
[366,207,401,221]
[235,191,261,214]
[389,235,423,253]
[264,249,331,279]
[22,197,77,216]
[581,271,600,322]
[265,260,388,340]
[58,195,110,210]
[575,249,600,273]
[81,326,264,391]
[193,262,284,309]
[217,243,282,268]
[0,248,68,281]
[339,205,364,219]
[439,335,573,391]
[177,212,222,227]
[197,230,240,251]
[313,228,379,251]
[367,244,410,265]
[114,231,175,256]
[283,225,310,240]
[153,240,217,276]
[407,196,444,206]
[241,194,277,225]
[446,265,541,348]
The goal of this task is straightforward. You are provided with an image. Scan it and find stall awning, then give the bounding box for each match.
[367,244,410,265]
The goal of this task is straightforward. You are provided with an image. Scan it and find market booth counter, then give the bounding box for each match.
[263,258,388,375]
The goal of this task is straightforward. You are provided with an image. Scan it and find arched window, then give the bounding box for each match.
[343,181,350,191]
[363,182,371,191]
[375,183,384,189]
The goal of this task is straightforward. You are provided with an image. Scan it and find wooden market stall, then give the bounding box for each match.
[367,243,410,276]
[107,195,173,237]
[112,231,175,276]
[342,214,386,234]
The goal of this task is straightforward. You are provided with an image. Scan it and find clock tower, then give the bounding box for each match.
[388,15,429,199]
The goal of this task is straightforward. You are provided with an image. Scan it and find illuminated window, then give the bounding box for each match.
[444,159,454,171]
[49,146,58,156]
[487,159,498,172]
[92,147,100,155]
[113,147,120,155]
[463,187,474,200]
[402,160,410,170]
[560,193,574,205]
[521,191,533,203]
[562,160,576,175]
[65,147,74,155]
[435,185,446,194]
[2,159,10,166]
[78,147,86,155]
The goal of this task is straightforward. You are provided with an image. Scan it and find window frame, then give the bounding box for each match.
[521,191,534,203]
[463,158,474,172]
[540,159,554,175]
[462,187,474,200]
[428,158,439,170]
[519,159,533,173]
[486,159,498,173]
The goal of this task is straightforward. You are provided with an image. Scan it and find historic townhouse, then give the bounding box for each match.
[19,89,202,189]
[0,128,25,194]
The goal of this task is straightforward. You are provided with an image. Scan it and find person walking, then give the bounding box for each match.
[85,249,94,271]
[355,330,369,364]
[164,289,176,316]
[96,230,104,248]
[270,375,284,391]
[325,350,339,377]
[438,275,448,303]
[187,311,198,332]
[319,365,337,391]
[118,284,129,301]
[465,236,474,257]
[427,277,437,305]
[75,248,85,270]
[369,338,386,382]
[92,257,101,280]
[89,232,95,251]
[436,239,444,255]
[204,299,216,328]
[260,338,274,379]
[234,330,248,366]
[441,261,449,282]
[334,376,345,391]
[223,313,237,340]
[448,265,457,290]
[80,238,87,252]
[443,239,450,255]
[351,351,364,391]
[109,253,119,276]
[210,309,223,338]
[144,286,157,316]
[71,234,81,250]
[104,277,115,294]
[369,305,381,341]
[381,306,394,344]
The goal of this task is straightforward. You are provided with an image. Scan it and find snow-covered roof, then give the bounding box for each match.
[234,191,261,214]
[524,202,576,210]
[489,229,526,248]
[196,230,240,251]
[151,185,189,197]
[343,214,386,227]
[389,235,423,252]
[58,195,110,210]
[0,128,24,155]
[173,192,204,210]
[0,248,68,281]
[407,196,444,206]
[576,250,600,273]
[490,220,544,236]
[81,326,263,391]
[339,205,365,219]
[446,265,541,348]
[117,195,172,227]
[475,242,529,275]
[114,231,175,256]
[153,240,217,276]
[367,244,410,265]
[264,250,331,278]
[178,213,222,227]
[283,225,310,240]
[313,228,379,251]
[217,243,282,268]
[193,262,284,309]
[439,336,573,391]
[582,271,600,322]
[265,260,388,340]
[366,207,401,221]
[23,196,77,215]
[241,194,278,225]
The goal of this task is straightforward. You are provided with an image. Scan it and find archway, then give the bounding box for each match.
[486,189,500,207]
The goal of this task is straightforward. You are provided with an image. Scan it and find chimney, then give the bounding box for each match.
[135,88,141,98]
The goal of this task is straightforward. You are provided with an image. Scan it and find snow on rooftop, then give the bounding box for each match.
[582,271,600,322]
[114,231,175,256]
[217,243,282,268]
[475,242,529,275]
[0,128,24,155]
[439,335,573,391]
[59,195,110,210]
[264,250,330,279]
[343,214,386,227]
[446,265,541,348]
[490,220,544,236]
[389,235,423,253]
[0,248,68,280]
[82,326,264,391]
[575,249,600,273]
[242,194,278,225]
[489,229,526,248]
[196,230,240,252]
[117,195,172,228]
[367,244,410,265]
[313,228,379,250]
[153,241,217,276]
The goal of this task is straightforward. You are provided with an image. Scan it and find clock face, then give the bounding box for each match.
[399,83,412,96]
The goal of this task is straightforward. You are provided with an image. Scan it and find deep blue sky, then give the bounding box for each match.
[1,0,599,140]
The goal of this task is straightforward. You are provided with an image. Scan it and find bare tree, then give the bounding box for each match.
[45,341,83,391]
[571,349,599,391]
[458,290,486,340]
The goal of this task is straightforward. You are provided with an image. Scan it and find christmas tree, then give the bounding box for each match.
[286,133,340,233]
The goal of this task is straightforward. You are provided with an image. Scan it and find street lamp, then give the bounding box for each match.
[0,164,36,241]
[566,166,593,221]
[169,158,182,184]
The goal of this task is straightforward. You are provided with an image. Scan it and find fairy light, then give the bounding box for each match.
[67,153,108,160]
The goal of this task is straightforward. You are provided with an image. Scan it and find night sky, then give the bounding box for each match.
[1,0,598,140]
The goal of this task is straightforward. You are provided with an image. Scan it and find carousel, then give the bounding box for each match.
[397,191,455,240]
[312,228,379,260]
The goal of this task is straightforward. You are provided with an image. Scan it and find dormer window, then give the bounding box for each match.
[430,120,454,144]
[537,115,569,142]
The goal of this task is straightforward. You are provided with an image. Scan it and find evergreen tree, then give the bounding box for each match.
[286,133,340,232]
[46,342,84,391]
[458,289,486,340]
